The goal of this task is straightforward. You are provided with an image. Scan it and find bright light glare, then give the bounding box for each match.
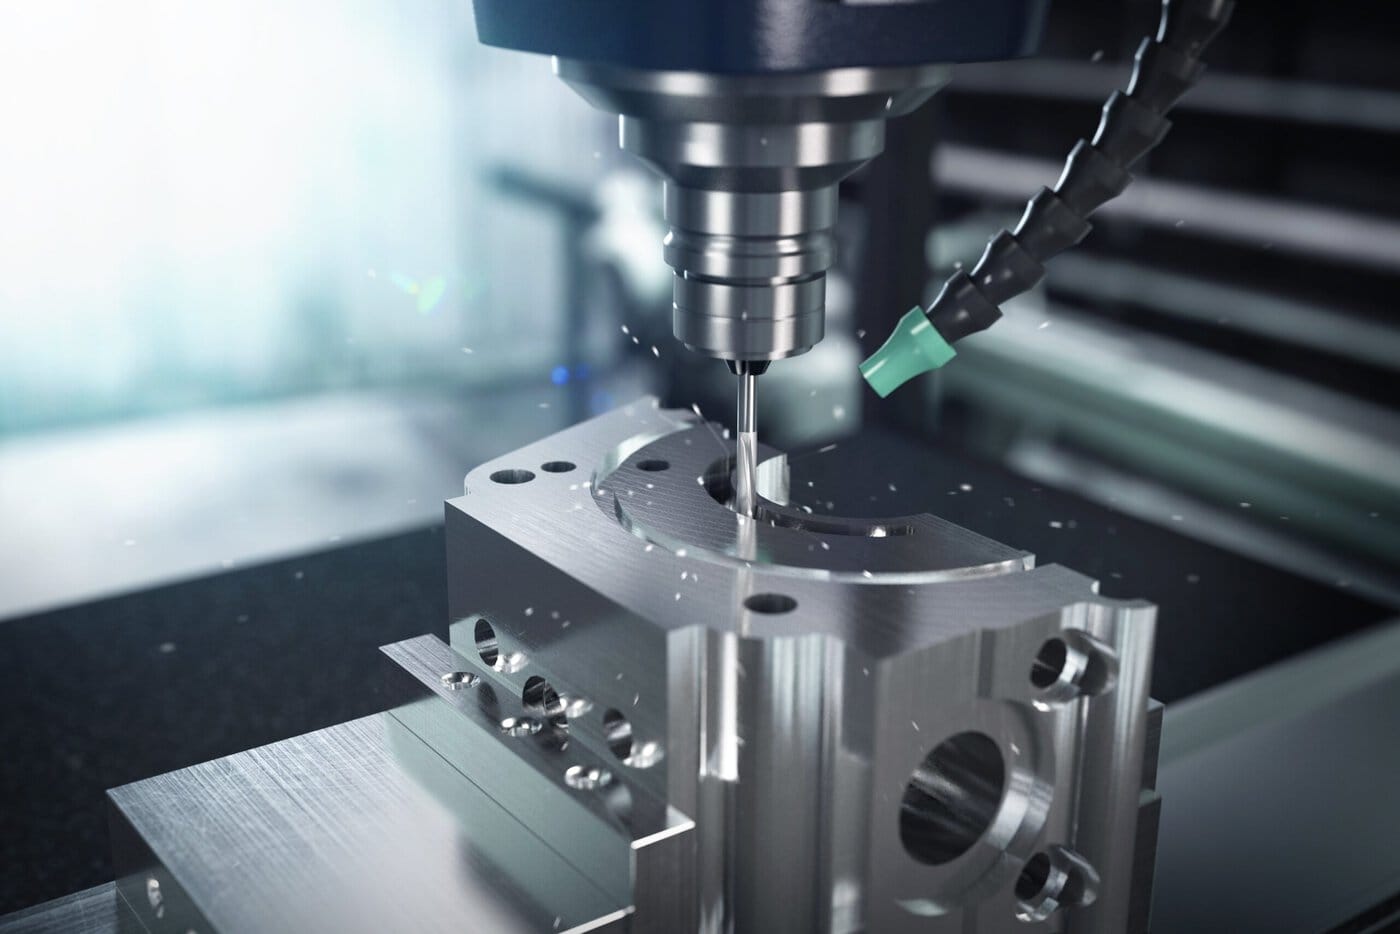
[0,1,600,435]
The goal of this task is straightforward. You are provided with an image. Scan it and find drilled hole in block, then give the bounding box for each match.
[744,593,797,615]
[1014,848,1094,922]
[475,618,499,668]
[523,675,568,730]
[1030,638,1069,689]
[603,708,634,760]
[440,671,478,690]
[564,765,612,790]
[490,468,535,485]
[1030,633,1115,701]
[900,731,1006,866]
[1016,852,1052,901]
[499,716,542,737]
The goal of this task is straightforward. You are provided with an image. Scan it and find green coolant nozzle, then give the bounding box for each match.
[859,306,956,398]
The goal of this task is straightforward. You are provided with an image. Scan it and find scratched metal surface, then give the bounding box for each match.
[107,714,627,934]
[0,884,118,934]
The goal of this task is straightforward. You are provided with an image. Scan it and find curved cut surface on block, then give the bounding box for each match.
[596,426,1031,583]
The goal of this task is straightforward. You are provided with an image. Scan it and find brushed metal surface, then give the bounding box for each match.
[108,715,628,934]
[0,884,118,934]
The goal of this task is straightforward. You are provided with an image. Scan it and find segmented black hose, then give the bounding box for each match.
[923,0,1235,346]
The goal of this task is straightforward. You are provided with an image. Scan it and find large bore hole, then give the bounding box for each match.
[522,676,568,729]
[899,731,1006,865]
[474,617,499,668]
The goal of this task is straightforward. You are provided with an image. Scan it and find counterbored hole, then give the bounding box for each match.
[1029,634,1113,698]
[603,708,634,760]
[500,716,542,737]
[475,618,499,668]
[1014,848,1093,922]
[1016,852,1052,900]
[564,765,612,791]
[541,461,576,473]
[744,593,797,615]
[490,468,535,485]
[1030,638,1069,689]
[900,731,1006,865]
[636,459,670,472]
[440,671,479,690]
[522,675,568,729]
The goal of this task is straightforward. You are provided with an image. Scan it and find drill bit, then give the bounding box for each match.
[735,366,758,518]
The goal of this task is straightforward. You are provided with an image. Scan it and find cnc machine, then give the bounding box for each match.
[51,1,1239,931]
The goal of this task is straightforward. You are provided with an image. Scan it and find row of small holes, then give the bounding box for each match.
[472,616,655,769]
[495,457,662,483]
[489,460,576,485]
[994,637,1107,920]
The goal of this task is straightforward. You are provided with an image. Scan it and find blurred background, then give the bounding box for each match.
[1,0,1397,925]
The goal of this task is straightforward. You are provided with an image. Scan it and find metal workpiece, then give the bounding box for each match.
[555,61,951,363]
[446,399,1161,932]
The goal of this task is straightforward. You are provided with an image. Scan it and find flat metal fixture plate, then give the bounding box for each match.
[107,715,631,934]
